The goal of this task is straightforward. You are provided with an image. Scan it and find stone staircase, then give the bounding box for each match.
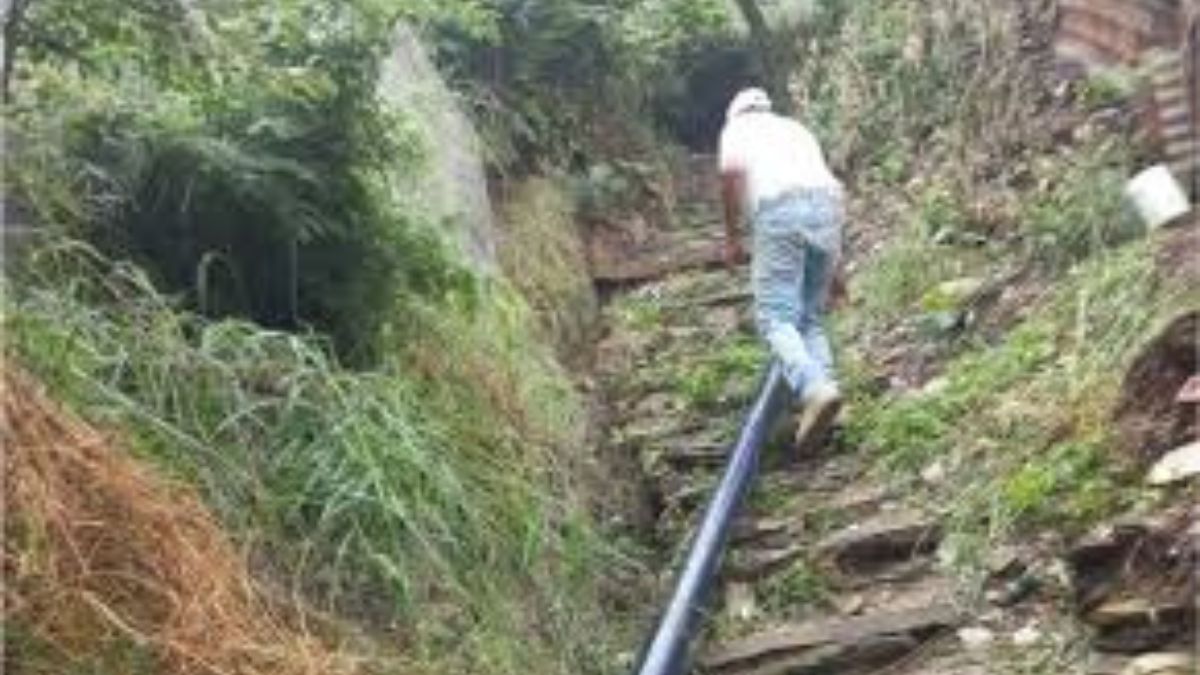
[593,157,1196,675]
[586,155,726,286]
[594,256,979,674]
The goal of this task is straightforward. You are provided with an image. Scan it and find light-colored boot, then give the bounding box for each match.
[795,381,842,457]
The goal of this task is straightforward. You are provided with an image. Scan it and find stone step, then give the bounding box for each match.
[816,509,943,578]
[725,542,808,582]
[882,642,988,675]
[618,391,688,425]
[658,288,753,312]
[823,481,894,523]
[614,417,709,448]
[589,228,724,285]
[837,574,957,619]
[1086,597,1195,654]
[659,477,718,519]
[650,267,742,299]
[701,602,961,675]
[1087,652,1195,675]
[730,517,793,547]
[656,441,729,470]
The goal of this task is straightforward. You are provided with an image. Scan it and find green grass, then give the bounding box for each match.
[1018,140,1138,269]
[497,178,598,355]
[1077,68,1139,110]
[998,438,1118,526]
[848,188,997,335]
[610,292,666,333]
[4,240,635,675]
[759,559,832,616]
[846,236,1198,576]
[671,338,764,411]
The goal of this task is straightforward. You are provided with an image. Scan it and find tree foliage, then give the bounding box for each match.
[5,0,482,364]
[431,0,734,165]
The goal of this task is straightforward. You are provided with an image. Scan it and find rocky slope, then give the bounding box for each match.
[591,155,1197,675]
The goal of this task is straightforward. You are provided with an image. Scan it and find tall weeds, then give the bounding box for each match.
[5,240,630,675]
[4,366,363,675]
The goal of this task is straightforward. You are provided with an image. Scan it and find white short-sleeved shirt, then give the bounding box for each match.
[718,111,841,213]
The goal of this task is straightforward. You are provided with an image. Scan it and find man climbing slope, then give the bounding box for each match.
[718,87,845,454]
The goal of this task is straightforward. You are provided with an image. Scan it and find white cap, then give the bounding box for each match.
[726,87,772,121]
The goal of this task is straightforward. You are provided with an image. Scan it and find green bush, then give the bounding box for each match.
[434,0,734,164]
[673,338,764,411]
[5,242,629,674]
[1019,142,1138,268]
[6,0,471,365]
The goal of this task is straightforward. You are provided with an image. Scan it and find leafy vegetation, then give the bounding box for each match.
[5,0,482,364]
[1017,140,1139,268]
[4,0,1195,672]
[434,0,736,164]
[797,1,1050,178]
[496,177,597,354]
[847,238,1198,575]
[799,0,1197,594]
[6,5,723,669]
[758,559,831,615]
[672,338,763,411]
[5,241,630,674]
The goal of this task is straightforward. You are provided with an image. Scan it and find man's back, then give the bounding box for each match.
[718,112,840,212]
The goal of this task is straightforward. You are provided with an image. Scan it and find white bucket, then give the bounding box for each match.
[1124,165,1191,230]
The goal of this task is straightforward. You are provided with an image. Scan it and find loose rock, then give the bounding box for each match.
[1011,622,1042,647]
[957,626,996,651]
[701,604,960,674]
[1147,441,1200,485]
[817,510,942,576]
[725,582,760,623]
[1120,653,1192,675]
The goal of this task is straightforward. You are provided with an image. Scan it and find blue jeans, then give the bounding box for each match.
[751,189,844,399]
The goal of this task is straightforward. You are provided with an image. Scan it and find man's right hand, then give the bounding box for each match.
[827,263,849,311]
[720,170,747,269]
[723,238,748,268]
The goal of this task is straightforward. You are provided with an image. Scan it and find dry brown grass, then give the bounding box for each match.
[2,364,364,675]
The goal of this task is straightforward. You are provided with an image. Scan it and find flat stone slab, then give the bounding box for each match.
[659,288,752,311]
[718,636,918,675]
[658,443,728,469]
[730,517,791,546]
[701,603,961,674]
[589,228,723,284]
[1087,597,1194,654]
[649,428,731,470]
[1120,653,1193,675]
[817,510,942,574]
[726,542,807,582]
[616,417,707,447]
[855,575,957,616]
[827,482,892,518]
[1088,652,1195,675]
[1087,598,1193,628]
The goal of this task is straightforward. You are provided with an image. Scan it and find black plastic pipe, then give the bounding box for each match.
[633,363,791,675]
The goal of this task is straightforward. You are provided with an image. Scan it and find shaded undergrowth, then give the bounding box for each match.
[4,240,635,675]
